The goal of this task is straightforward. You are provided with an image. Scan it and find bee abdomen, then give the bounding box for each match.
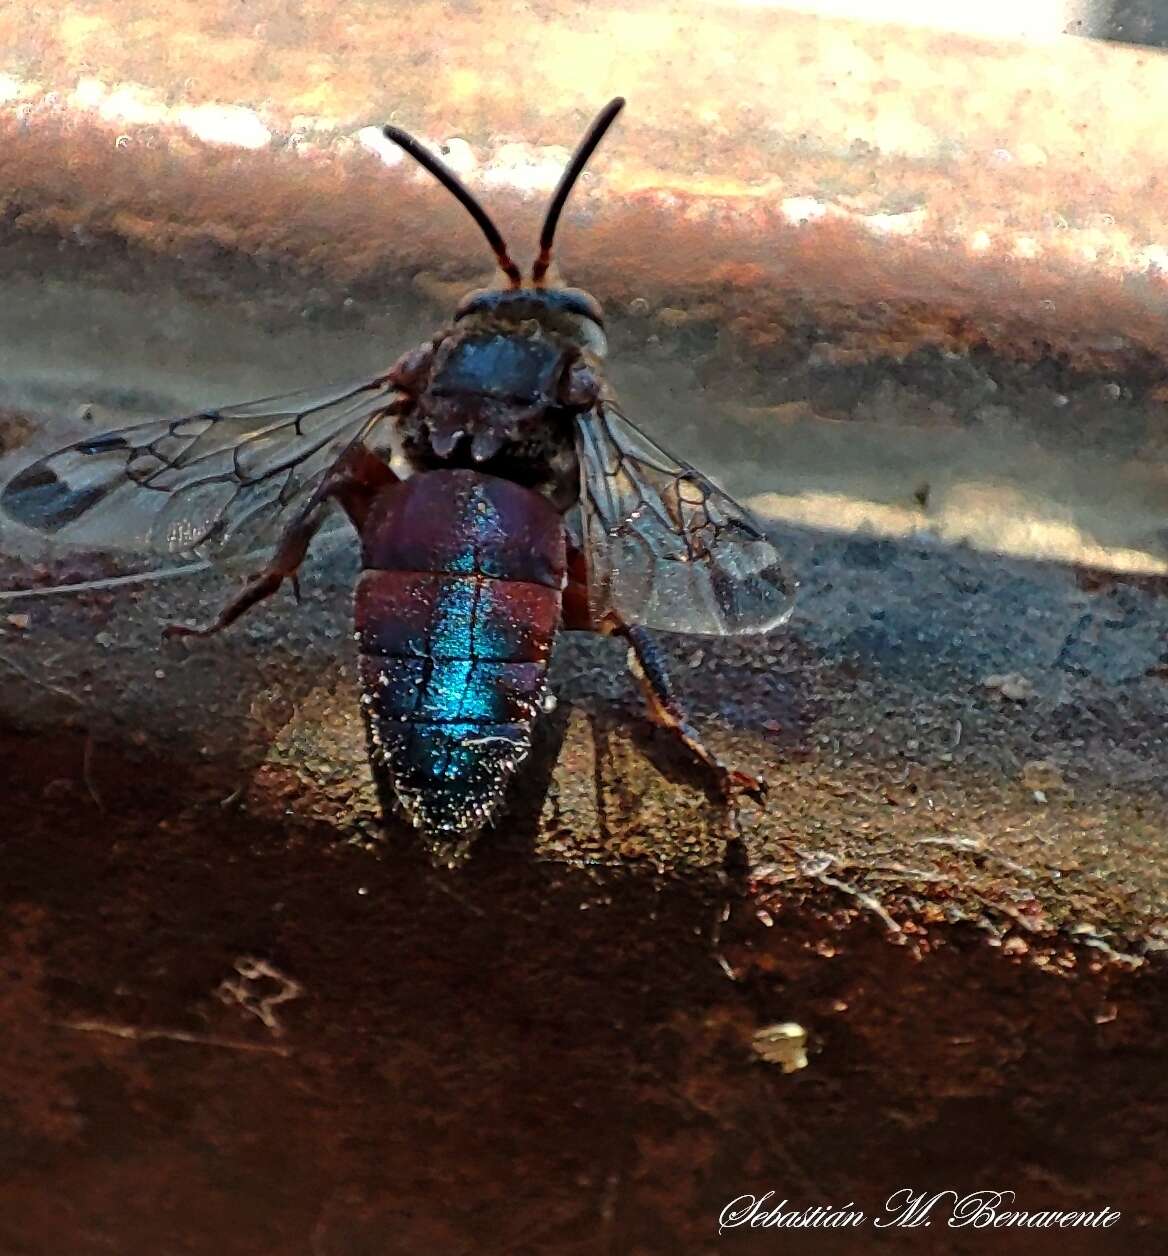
[355,569,559,833]
[353,470,566,834]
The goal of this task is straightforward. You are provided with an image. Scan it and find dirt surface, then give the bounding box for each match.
[2,777,1165,1256]
[2,216,1168,1248]
[3,13,1168,1238]
[3,502,1168,1252]
[4,510,1168,942]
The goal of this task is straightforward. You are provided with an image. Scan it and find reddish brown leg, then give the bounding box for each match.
[164,444,398,640]
[615,622,766,805]
[562,546,766,805]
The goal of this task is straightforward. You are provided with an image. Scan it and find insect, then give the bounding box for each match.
[1,98,794,836]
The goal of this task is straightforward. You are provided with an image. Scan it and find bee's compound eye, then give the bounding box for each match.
[454,288,493,320]
[557,288,604,327]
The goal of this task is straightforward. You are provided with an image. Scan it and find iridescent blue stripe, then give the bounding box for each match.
[427,574,517,664]
[428,575,478,660]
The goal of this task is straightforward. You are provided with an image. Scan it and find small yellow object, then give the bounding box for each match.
[751,1022,809,1073]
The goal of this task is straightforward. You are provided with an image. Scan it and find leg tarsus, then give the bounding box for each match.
[722,829,752,884]
[565,538,765,863]
[164,509,321,639]
[163,568,286,640]
[163,441,399,642]
[614,621,767,806]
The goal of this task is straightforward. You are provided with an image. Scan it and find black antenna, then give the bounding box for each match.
[532,97,625,285]
[383,124,523,288]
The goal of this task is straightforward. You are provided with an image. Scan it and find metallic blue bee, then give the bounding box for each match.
[1,100,795,835]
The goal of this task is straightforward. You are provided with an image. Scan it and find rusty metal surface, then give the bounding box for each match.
[2,1,1168,370]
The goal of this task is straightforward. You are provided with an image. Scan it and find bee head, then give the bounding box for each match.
[449,285,607,359]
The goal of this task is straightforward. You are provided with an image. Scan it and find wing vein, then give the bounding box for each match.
[573,399,795,636]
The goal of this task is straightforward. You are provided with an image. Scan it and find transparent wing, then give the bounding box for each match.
[575,400,795,635]
[1,374,400,561]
